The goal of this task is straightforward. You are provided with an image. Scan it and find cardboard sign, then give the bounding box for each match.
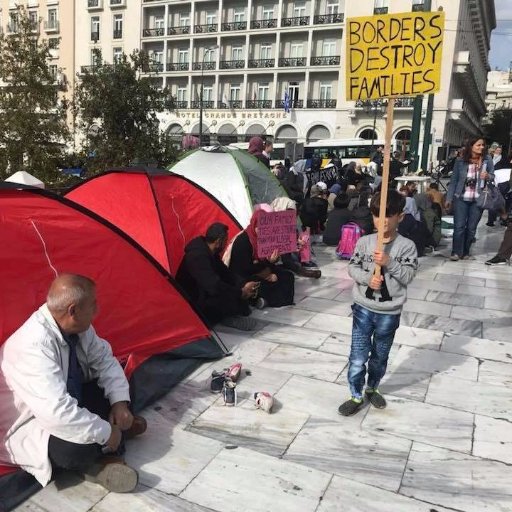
[257,210,297,259]
[346,11,445,100]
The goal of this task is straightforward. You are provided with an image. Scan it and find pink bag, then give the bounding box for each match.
[336,223,364,260]
[298,229,311,263]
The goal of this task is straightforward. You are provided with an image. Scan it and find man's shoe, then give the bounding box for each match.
[365,389,387,409]
[84,457,138,493]
[338,397,364,416]
[298,267,322,279]
[221,316,258,331]
[486,222,495,227]
[124,416,147,440]
[485,255,509,266]
[449,254,460,261]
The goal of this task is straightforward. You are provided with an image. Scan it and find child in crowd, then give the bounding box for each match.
[339,190,418,416]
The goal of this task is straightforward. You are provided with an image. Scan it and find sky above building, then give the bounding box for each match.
[489,0,512,70]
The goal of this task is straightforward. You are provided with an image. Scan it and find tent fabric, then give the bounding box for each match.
[170,146,288,227]
[65,168,241,276]
[4,171,45,189]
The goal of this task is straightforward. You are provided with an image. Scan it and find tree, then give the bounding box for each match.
[75,50,178,173]
[483,108,512,152]
[0,7,69,182]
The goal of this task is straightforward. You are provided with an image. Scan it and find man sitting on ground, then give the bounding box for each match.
[176,223,259,331]
[0,274,145,494]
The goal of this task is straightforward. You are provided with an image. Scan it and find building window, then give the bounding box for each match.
[178,49,188,63]
[230,84,241,101]
[232,46,243,60]
[48,64,58,81]
[320,81,332,100]
[47,8,58,25]
[28,10,38,28]
[91,49,101,66]
[154,15,164,29]
[203,86,213,102]
[290,43,303,58]
[151,51,163,64]
[234,8,245,22]
[326,1,339,15]
[322,40,336,56]
[260,44,272,60]
[179,13,190,26]
[262,6,274,20]
[203,49,214,63]
[288,81,299,102]
[91,16,100,41]
[258,83,269,100]
[206,11,217,25]
[177,87,187,102]
[113,47,123,63]
[293,1,306,17]
[113,14,123,39]
[375,0,388,7]
[49,38,59,49]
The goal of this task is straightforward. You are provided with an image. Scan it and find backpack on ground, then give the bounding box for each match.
[336,222,364,260]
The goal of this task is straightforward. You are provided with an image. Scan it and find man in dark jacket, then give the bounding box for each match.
[176,223,259,330]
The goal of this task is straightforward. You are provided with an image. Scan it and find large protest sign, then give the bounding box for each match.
[257,210,297,259]
[346,11,445,101]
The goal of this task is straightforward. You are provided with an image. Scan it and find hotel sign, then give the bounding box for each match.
[175,111,290,121]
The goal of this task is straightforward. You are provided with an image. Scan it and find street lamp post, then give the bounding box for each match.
[199,45,218,147]
[363,99,387,151]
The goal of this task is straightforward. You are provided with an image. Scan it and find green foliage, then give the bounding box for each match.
[0,6,69,182]
[75,50,179,173]
[483,109,512,151]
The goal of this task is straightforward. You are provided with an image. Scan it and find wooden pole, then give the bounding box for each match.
[374,98,395,279]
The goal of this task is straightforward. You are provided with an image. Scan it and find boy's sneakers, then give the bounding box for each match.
[210,363,243,393]
[254,391,274,413]
[222,378,237,406]
[338,397,364,416]
[365,388,387,409]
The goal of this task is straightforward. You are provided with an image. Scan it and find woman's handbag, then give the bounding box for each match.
[477,182,505,211]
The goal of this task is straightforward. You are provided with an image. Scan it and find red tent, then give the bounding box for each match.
[0,184,227,504]
[65,168,242,275]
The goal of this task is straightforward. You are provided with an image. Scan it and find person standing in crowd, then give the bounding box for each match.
[372,146,384,176]
[338,190,418,416]
[446,137,494,261]
[247,136,270,168]
[493,145,504,168]
[0,274,146,493]
[389,151,409,188]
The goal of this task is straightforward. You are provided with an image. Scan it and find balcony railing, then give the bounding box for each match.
[219,100,243,109]
[374,7,388,14]
[394,97,415,108]
[194,23,218,33]
[80,65,98,74]
[44,20,60,32]
[221,21,247,31]
[91,31,100,42]
[166,62,189,71]
[113,30,123,39]
[278,57,306,67]
[412,3,425,11]
[313,13,344,24]
[246,100,272,109]
[192,61,216,71]
[311,56,340,66]
[307,99,337,108]
[248,58,274,68]
[142,28,165,37]
[220,60,245,69]
[281,16,309,27]
[88,0,103,8]
[276,99,303,109]
[191,101,214,109]
[174,101,188,109]
[168,25,190,35]
[143,63,164,72]
[250,18,277,29]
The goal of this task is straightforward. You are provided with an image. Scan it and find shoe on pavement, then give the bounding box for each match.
[254,297,267,310]
[210,370,226,393]
[338,397,364,416]
[485,255,509,266]
[221,316,258,331]
[365,389,387,409]
[486,222,495,227]
[225,362,242,382]
[124,415,147,440]
[222,378,237,406]
[254,391,274,413]
[298,267,322,279]
[84,457,138,493]
[449,254,460,261]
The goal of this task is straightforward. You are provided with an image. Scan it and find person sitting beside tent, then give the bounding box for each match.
[0,274,146,494]
[247,136,270,169]
[323,192,354,246]
[300,184,329,241]
[176,223,259,331]
[229,210,295,309]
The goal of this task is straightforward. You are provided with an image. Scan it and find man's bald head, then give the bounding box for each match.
[47,274,96,314]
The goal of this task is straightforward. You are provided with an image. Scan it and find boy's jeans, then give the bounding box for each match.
[348,304,400,399]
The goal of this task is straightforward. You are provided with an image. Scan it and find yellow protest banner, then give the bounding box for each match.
[346,11,445,101]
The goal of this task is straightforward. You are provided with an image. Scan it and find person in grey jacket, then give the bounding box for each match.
[338,190,418,416]
[446,137,494,260]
